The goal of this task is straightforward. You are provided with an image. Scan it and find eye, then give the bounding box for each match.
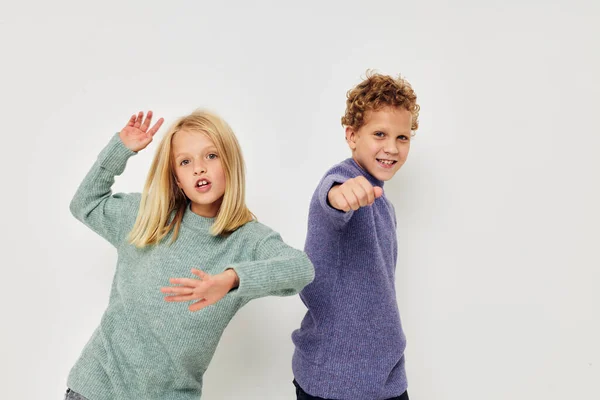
[374,131,385,138]
[207,153,218,160]
[179,159,190,166]
[398,135,410,141]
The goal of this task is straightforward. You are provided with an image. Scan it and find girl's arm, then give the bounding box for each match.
[69,111,163,246]
[161,230,315,311]
[228,231,315,299]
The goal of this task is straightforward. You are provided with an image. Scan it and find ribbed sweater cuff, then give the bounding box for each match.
[97,133,137,175]
[318,174,355,227]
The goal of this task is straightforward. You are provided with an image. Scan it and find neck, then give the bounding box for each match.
[191,199,222,218]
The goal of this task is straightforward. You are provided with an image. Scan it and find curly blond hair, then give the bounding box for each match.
[341,70,420,132]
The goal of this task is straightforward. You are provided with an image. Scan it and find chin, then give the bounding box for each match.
[375,170,398,182]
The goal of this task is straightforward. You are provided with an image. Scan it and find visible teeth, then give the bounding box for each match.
[197,180,208,187]
[379,159,394,165]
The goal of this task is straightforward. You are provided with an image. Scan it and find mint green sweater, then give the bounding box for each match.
[67,134,314,400]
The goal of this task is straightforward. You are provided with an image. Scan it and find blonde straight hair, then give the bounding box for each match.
[128,110,255,247]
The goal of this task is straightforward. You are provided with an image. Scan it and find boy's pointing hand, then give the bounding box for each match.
[327,176,383,212]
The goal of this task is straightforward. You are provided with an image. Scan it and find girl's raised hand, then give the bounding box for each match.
[161,268,240,312]
[119,111,164,152]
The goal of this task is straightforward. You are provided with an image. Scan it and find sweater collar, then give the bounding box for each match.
[181,203,216,232]
[345,158,385,188]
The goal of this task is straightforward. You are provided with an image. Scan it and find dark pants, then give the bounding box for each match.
[293,379,409,400]
[64,388,89,400]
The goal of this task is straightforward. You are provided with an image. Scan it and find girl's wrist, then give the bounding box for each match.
[223,268,239,290]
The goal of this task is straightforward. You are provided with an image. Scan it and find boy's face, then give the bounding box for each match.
[345,106,412,182]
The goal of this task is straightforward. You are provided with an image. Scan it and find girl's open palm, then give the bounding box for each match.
[119,111,164,152]
[161,269,239,312]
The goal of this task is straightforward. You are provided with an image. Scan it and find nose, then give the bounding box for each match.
[384,138,399,155]
[193,162,207,175]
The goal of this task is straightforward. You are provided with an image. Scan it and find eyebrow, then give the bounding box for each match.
[373,128,411,136]
[174,147,218,158]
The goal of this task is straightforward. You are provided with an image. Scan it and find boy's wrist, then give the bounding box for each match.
[327,185,342,211]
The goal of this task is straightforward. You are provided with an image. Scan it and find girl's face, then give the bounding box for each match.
[172,129,226,217]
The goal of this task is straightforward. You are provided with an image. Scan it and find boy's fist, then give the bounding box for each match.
[327,176,383,212]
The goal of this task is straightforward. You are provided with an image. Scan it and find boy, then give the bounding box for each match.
[292,71,419,400]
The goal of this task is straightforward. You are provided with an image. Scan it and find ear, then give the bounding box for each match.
[345,126,357,151]
[173,173,182,188]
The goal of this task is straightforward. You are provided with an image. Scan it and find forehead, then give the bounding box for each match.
[172,129,215,152]
[362,106,412,132]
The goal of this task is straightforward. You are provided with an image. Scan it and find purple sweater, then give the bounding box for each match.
[292,158,407,400]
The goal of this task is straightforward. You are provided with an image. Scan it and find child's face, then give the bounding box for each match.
[345,106,412,182]
[172,130,226,217]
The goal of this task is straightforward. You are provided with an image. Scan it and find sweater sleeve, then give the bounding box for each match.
[226,231,315,299]
[316,173,356,230]
[69,133,140,247]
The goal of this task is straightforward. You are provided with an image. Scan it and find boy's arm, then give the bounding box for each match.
[318,174,383,230]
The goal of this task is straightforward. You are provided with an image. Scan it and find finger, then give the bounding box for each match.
[340,200,351,212]
[341,191,359,211]
[140,110,153,132]
[352,182,370,207]
[147,118,164,137]
[169,277,202,287]
[134,111,144,128]
[337,198,351,212]
[161,286,194,295]
[191,269,210,280]
[361,181,376,205]
[331,192,350,212]
[341,185,360,210]
[373,186,384,199]
[357,178,375,205]
[164,294,197,302]
[125,114,136,128]
[189,299,209,312]
[354,176,369,185]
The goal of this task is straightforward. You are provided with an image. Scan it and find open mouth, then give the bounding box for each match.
[195,178,211,189]
[376,158,397,168]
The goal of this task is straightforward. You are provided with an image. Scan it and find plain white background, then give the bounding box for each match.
[1,0,598,399]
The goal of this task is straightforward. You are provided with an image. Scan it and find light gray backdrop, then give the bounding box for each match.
[1,0,598,399]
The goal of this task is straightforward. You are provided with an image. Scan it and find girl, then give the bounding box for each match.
[65,110,314,400]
